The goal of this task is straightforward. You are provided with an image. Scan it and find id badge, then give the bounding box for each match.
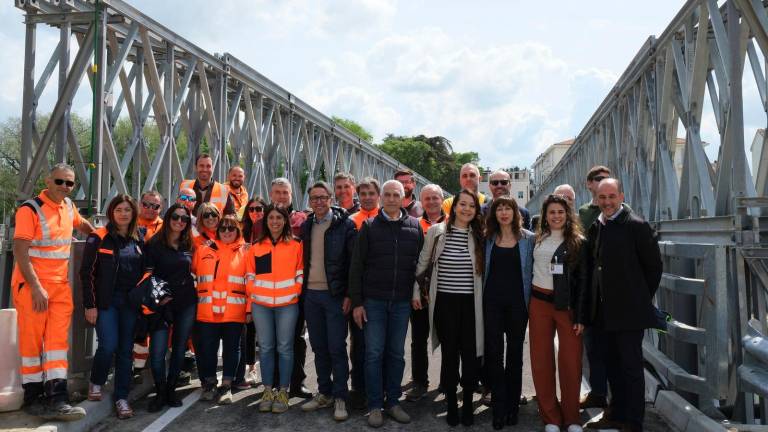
[550,263,564,275]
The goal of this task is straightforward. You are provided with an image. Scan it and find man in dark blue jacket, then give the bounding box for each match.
[299,181,356,421]
[349,180,424,428]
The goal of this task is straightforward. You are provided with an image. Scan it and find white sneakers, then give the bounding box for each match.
[545,425,561,432]
[566,425,583,432]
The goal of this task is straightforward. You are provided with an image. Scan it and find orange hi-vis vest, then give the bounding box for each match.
[180,179,228,214]
[350,207,380,230]
[138,216,163,240]
[418,214,445,235]
[12,190,83,285]
[193,239,249,323]
[226,183,249,213]
[192,227,216,250]
[246,238,303,308]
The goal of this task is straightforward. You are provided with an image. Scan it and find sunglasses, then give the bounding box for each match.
[248,206,264,213]
[170,213,191,223]
[53,178,76,187]
[178,194,196,202]
[202,212,219,219]
[142,201,161,210]
[490,180,510,186]
[592,175,608,182]
[218,225,237,233]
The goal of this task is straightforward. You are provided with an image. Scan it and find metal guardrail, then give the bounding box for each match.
[739,319,768,425]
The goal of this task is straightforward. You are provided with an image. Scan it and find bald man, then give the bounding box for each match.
[441,163,487,214]
[584,179,661,432]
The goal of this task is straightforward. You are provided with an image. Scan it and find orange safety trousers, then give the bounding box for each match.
[13,280,73,384]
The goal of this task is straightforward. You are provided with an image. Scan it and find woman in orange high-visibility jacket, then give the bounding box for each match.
[247,204,303,414]
[192,202,220,250]
[192,215,249,405]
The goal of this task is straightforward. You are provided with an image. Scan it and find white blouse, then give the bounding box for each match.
[532,229,564,290]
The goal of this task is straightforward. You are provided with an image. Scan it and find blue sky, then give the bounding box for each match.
[0,1,708,169]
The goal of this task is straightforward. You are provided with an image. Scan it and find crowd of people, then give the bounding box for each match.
[11,156,662,432]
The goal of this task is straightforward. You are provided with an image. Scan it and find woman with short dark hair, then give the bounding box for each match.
[81,194,143,419]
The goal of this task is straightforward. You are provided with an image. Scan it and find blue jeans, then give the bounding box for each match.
[304,290,349,399]
[149,303,196,384]
[363,298,411,410]
[194,321,243,384]
[90,297,138,400]
[252,303,298,388]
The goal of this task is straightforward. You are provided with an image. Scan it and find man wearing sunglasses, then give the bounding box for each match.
[578,165,612,231]
[138,191,164,240]
[481,170,531,230]
[12,163,94,421]
[179,154,235,216]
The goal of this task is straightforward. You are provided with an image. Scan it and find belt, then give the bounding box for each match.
[531,289,554,303]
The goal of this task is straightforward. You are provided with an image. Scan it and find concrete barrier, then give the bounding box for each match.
[0,308,23,412]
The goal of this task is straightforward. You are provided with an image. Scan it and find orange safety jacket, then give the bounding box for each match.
[138,216,163,240]
[246,237,303,308]
[350,207,379,230]
[226,183,249,213]
[180,179,229,214]
[418,213,445,235]
[192,227,216,250]
[193,239,249,323]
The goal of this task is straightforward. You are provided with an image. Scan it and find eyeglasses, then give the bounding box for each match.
[202,212,219,219]
[218,225,237,233]
[248,206,264,213]
[490,180,510,186]
[592,175,608,182]
[178,195,196,202]
[142,201,161,210]
[309,195,330,202]
[170,213,191,223]
[53,178,76,187]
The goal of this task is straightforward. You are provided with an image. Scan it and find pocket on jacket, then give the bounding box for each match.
[254,252,272,275]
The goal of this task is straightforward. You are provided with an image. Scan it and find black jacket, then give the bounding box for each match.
[80,225,144,310]
[548,240,589,324]
[586,204,662,331]
[348,209,424,307]
[300,206,357,297]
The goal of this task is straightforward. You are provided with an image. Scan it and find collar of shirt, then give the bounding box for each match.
[598,206,624,225]
[314,210,333,224]
[381,208,403,221]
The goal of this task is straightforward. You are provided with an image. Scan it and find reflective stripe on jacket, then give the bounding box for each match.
[193,239,249,323]
[246,237,303,308]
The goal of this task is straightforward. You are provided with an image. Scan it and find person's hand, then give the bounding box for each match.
[31,283,49,313]
[411,299,422,310]
[342,297,352,315]
[353,306,367,329]
[574,323,584,336]
[85,308,98,325]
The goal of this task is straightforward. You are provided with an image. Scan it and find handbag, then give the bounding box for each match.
[415,234,441,301]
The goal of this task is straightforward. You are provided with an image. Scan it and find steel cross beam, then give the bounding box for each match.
[14,0,433,212]
[529,0,762,221]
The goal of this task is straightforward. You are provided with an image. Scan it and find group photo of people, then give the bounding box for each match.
[12,155,662,432]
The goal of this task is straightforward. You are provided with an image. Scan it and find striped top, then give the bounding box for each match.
[437,226,475,294]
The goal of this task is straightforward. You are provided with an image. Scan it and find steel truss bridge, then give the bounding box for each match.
[13,0,432,213]
[529,0,768,427]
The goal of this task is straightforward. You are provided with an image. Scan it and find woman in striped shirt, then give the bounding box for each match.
[413,189,484,427]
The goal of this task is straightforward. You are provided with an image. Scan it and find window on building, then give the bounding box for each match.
[518,191,524,199]
[514,173,519,180]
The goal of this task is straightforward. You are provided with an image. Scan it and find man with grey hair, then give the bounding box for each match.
[442,163,487,214]
[349,179,424,427]
[405,183,445,402]
[553,184,576,210]
[481,169,531,230]
[270,177,308,237]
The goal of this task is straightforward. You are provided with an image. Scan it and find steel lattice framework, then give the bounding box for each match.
[529,0,767,221]
[14,0,432,212]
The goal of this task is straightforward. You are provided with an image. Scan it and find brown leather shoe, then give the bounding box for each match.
[580,392,608,409]
[585,417,625,430]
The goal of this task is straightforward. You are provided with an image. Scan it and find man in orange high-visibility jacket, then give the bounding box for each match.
[179,153,235,216]
[349,177,381,230]
[137,190,164,241]
[225,165,249,220]
[12,163,94,421]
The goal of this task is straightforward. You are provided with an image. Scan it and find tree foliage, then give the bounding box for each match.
[332,116,373,143]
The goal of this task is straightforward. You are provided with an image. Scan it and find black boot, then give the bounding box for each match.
[148,383,167,412]
[461,390,474,426]
[22,382,45,417]
[166,376,182,407]
[41,379,86,421]
[446,390,459,426]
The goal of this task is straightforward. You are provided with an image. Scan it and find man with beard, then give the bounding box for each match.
[395,169,423,218]
[226,166,249,218]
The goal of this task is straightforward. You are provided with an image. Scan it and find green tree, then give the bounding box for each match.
[332,116,373,143]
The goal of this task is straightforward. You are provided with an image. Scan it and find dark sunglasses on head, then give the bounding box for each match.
[202,212,219,219]
[142,201,161,210]
[218,225,237,233]
[178,194,196,202]
[53,178,76,187]
[592,175,608,182]
[248,206,264,213]
[490,180,510,186]
[170,213,191,223]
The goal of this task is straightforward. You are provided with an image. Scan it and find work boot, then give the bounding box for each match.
[405,382,428,402]
[446,390,459,426]
[22,382,46,417]
[302,393,334,412]
[461,390,474,426]
[217,384,233,405]
[148,383,167,412]
[166,377,182,407]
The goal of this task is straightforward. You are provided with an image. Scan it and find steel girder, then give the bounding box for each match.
[529,0,764,221]
[14,0,431,212]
